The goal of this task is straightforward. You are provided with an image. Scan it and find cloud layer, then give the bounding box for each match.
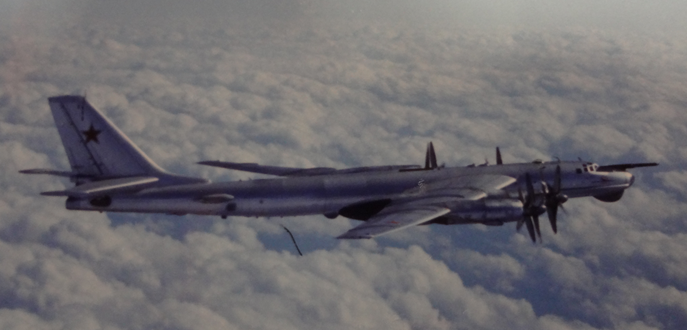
[2,1,687,328]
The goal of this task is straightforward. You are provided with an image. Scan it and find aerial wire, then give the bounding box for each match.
[282,225,303,256]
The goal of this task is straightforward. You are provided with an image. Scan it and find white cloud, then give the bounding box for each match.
[656,170,687,195]
[2,2,687,328]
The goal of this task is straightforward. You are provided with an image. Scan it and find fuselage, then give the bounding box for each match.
[65,160,634,226]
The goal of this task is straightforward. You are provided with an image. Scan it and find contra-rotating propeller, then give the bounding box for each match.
[517,172,544,242]
[517,165,568,242]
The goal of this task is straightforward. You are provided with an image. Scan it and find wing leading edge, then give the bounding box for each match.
[337,174,516,239]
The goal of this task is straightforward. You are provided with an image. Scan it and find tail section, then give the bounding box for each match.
[48,95,164,178]
[29,95,206,186]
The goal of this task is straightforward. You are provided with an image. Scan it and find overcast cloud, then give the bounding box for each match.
[2,0,687,329]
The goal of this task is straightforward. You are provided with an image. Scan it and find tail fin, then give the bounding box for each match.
[48,95,164,178]
[46,95,205,185]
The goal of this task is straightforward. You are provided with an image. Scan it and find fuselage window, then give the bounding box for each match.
[576,168,582,174]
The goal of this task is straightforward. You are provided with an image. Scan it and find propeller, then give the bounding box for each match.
[543,165,568,234]
[517,173,543,243]
[489,147,568,241]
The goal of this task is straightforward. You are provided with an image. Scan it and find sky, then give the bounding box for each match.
[2,0,687,328]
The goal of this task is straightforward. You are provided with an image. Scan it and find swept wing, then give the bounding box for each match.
[337,174,516,239]
[337,205,450,239]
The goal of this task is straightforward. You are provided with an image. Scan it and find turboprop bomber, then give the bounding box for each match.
[22,96,658,242]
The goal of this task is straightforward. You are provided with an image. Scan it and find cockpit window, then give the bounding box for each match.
[581,163,599,172]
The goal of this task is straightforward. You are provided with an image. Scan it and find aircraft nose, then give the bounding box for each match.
[602,171,634,187]
[617,172,634,186]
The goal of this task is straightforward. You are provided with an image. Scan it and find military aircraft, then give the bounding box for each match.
[21,95,657,242]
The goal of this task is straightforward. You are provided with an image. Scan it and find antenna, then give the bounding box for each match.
[80,90,87,120]
[425,142,438,170]
[282,225,303,256]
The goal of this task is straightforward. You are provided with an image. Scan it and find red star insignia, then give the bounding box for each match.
[82,124,102,144]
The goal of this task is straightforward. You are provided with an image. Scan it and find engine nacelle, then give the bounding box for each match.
[430,199,523,225]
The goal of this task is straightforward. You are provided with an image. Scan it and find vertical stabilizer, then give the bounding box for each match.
[47,95,205,185]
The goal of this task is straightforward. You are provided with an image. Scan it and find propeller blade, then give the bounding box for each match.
[541,164,565,234]
[525,217,536,242]
[546,202,558,234]
[554,165,561,194]
[496,147,503,165]
[533,214,542,242]
[516,188,525,232]
[525,173,535,204]
[518,180,542,243]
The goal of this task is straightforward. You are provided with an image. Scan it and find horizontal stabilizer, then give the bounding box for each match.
[41,176,159,198]
[19,168,91,178]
